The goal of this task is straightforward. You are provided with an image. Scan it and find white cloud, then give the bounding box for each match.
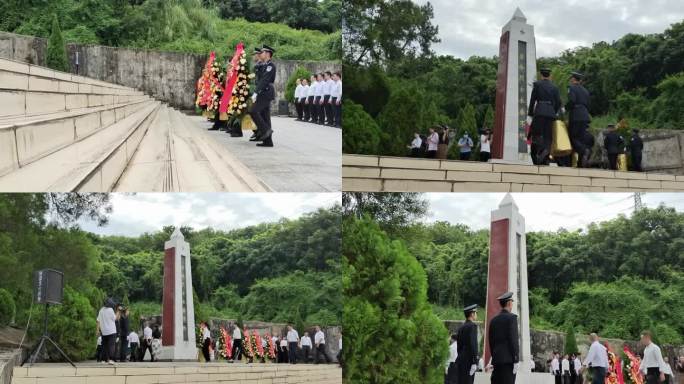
[414,0,684,58]
[78,193,340,236]
[424,193,684,231]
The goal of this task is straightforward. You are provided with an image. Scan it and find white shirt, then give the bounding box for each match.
[562,359,570,374]
[641,342,667,374]
[233,327,242,340]
[480,134,491,152]
[332,80,342,99]
[574,357,582,373]
[551,358,560,373]
[584,341,608,368]
[338,336,342,350]
[97,307,117,336]
[410,137,422,149]
[202,327,211,341]
[271,336,278,345]
[127,332,140,345]
[307,82,316,97]
[286,329,299,343]
[300,85,309,100]
[314,330,325,345]
[280,339,288,347]
[314,81,325,97]
[301,336,312,347]
[427,132,439,151]
[323,79,333,95]
[445,341,458,373]
[294,84,303,99]
[143,326,152,340]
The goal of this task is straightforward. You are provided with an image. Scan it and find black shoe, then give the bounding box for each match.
[257,142,274,147]
[581,149,591,168]
[258,128,273,141]
[208,126,220,131]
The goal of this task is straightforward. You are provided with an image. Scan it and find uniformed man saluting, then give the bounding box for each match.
[567,71,593,167]
[528,68,561,165]
[488,292,520,384]
[250,44,276,147]
[456,304,479,384]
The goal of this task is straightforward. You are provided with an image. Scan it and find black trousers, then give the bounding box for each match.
[314,96,322,123]
[445,362,458,384]
[314,344,331,363]
[554,372,562,384]
[334,100,342,127]
[119,335,128,361]
[139,339,151,361]
[530,116,554,165]
[202,338,211,362]
[459,152,471,161]
[569,120,592,166]
[591,367,606,384]
[323,95,332,124]
[129,342,138,362]
[331,97,338,126]
[491,363,515,384]
[306,96,315,121]
[645,367,660,384]
[249,95,272,140]
[101,334,116,362]
[607,153,618,170]
[288,341,297,363]
[302,345,311,363]
[232,339,243,361]
[96,345,102,362]
[295,100,303,119]
[631,152,642,172]
[480,151,490,162]
[455,361,474,384]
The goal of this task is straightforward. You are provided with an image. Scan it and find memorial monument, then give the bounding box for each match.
[483,194,532,377]
[492,8,537,163]
[158,228,197,361]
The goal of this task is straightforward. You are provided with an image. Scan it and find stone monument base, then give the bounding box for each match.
[155,344,199,361]
[474,372,554,384]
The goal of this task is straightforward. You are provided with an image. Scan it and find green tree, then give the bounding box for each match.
[482,104,494,130]
[47,14,69,72]
[342,100,382,155]
[344,217,448,384]
[564,323,579,355]
[449,103,477,159]
[284,67,312,103]
[0,288,15,326]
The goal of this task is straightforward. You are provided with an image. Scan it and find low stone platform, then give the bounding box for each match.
[343,154,684,192]
[12,362,341,384]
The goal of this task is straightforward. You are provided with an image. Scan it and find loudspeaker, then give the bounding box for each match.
[34,269,64,305]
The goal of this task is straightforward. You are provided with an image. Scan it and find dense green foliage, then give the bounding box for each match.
[0,193,341,361]
[1,0,339,61]
[46,14,68,71]
[342,193,684,345]
[342,100,382,155]
[564,323,578,356]
[343,216,448,384]
[343,1,684,155]
[0,288,15,326]
[284,67,312,102]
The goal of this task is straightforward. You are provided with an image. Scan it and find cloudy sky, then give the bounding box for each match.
[77,193,340,236]
[413,0,684,58]
[425,193,684,231]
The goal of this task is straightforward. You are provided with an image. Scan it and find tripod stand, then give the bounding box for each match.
[21,303,75,367]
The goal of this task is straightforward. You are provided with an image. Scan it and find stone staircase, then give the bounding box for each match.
[0,57,270,192]
[12,362,342,384]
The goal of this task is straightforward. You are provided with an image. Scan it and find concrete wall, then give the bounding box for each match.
[0,31,340,112]
[595,130,684,175]
[343,155,684,192]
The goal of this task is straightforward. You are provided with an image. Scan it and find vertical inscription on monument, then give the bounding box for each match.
[516,233,524,351]
[181,255,188,342]
[517,41,528,153]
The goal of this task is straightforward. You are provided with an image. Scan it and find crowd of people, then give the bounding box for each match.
[444,293,683,384]
[292,72,342,128]
[95,299,161,364]
[407,126,492,161]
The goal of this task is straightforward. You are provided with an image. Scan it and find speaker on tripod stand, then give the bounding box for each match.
[21,269,75,367]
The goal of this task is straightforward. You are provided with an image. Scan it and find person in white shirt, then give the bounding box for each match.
[407,133,422,157]
[445,334,458,384]
[331,72,342,127]
[551,352,561,384]
[480,128,492,162]
[582,333,608,384]
[572,355,582,383]
[427,127,439,158]
[127,331,140,362]
[313,325,331,364]
[279,337,289,363]
[96,335,103,362]
[561,354,571,384]
[305,75,316,122]
[231,323,242,362]
[314,73,325,125]
[200,322,212,363]
[286,325,300,364]
[294,79,304,121]
[96,298,117,365]
[640,330,667,384]
[322,72,334,125]
[301,332,312,363]
[139,323,153,362]
[299,79,310,121]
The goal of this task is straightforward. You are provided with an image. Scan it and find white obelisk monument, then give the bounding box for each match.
[492,8,537,163]
[159,228,196,360]
[483,194,532,382]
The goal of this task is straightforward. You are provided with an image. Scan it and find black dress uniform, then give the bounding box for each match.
[528,69,561,165]
[567,72,593,167]
[244,48,262,139]
[630,130,644,172]
[488,292,519,384]
[603,126,622,170]
[456,305,479,384]
[250,45,276,147]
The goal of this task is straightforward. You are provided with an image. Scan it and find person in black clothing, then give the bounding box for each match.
[528,68,561,165]
[604,124,622,170]
[250,45,276,147]
[488,292,520,384]
[456,304,479,384]
[567,72,593,167]
[629,129,644,172]
[118,306,130,362]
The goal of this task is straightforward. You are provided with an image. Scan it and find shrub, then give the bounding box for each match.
[342,101,382,155]
[47,14,69,72]
[284,67,312,103]
[0,289,15,326]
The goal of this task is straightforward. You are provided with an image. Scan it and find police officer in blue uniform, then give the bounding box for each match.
[250,45,276,147]
[456,304,479,384]
[528,68,561,165]
[488,292,519,384]
[567,71,593,167]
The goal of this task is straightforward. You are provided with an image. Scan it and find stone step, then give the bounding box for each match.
[0,100,152,177]
[12,362,342,384]
[0,101,160,191]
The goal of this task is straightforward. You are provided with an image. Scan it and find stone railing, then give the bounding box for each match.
[343,155,684,192]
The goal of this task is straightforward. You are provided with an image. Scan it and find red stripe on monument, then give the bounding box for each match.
[492,31,510,159]
[484,218,509,364]
[162,247,175,346]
